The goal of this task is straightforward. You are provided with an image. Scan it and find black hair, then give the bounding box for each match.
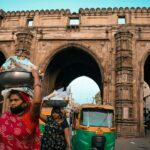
[51,107,63,118]
[8,90,24,101]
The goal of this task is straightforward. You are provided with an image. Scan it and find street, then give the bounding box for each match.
[115,131,150,150]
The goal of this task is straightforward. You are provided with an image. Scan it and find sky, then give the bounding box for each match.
[68,77,99,104]
[1,0,150,12]
[1,0,150,104]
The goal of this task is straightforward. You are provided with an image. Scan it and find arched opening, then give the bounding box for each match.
[0,51,6,115]
[68,76,100,104]
[144,55,150,134]
[42,46,103,104]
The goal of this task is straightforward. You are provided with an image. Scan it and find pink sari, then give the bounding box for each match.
[0,111,40,150]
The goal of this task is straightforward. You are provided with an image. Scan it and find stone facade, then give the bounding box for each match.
[0,7,150,137]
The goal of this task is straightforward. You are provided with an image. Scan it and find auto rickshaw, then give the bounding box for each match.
[72,104,116,150]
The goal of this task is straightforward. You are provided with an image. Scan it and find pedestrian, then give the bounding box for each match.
[40,107,71,150]
[0,69,42,150]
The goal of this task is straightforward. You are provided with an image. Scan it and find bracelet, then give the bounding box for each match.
[34,83,41,88]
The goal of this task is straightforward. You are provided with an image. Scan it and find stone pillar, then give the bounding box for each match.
[115,31,138,137]
[15,30,33,59]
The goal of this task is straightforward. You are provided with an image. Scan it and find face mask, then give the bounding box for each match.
[10,103,28,114]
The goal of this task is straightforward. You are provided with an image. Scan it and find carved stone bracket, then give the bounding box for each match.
[15,29,33,58]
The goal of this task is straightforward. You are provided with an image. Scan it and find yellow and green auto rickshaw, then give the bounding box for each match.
[72,104,116,150]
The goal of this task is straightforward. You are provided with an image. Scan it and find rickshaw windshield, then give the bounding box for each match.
[80,108,114,127]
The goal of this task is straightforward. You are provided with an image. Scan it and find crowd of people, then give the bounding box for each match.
[0,69,72,150]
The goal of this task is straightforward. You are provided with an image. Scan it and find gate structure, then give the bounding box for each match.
[0,7,150,137]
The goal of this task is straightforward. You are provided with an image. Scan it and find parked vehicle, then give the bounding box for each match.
[72,104,116,150]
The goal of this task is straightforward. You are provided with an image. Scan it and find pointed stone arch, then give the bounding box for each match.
[40,43,104,102]
[141,50,150,86]
[40,42,104,77]
[139,49,150,135]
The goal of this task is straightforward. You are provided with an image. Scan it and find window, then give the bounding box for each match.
[118,16,126,24]
[69,18,80,26]
[27,19,33,27]
[80,108,114,127]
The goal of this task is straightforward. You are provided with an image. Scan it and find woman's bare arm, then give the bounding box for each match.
[40,113,48,123]
[30,69,42,120]
[64,127,71,150]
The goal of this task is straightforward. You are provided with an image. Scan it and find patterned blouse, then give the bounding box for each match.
[41,116,69,150]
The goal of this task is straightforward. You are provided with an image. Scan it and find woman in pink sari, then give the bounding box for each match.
[0,69,42,150]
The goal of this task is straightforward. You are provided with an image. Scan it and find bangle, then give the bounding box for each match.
[34,83,41,88]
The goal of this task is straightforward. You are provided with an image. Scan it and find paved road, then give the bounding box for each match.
[115,132,150,150]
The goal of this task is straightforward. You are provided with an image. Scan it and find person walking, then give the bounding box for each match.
[0,69,42,150]
[40,107,71,150]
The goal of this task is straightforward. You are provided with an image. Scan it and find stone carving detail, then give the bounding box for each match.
[15,30,33,58]
[79,7,150,15]
[116,70,132,84]
[115,31,134,137]
[5,9,71,17]
[0,7,149,17]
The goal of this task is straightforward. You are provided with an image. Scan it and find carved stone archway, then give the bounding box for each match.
[41,44,104,102]
[0,7,150,137]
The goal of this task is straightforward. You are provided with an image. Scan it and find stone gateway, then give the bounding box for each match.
[0,7,150,137]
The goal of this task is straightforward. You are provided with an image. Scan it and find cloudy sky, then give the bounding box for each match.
[1,0,150,104]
